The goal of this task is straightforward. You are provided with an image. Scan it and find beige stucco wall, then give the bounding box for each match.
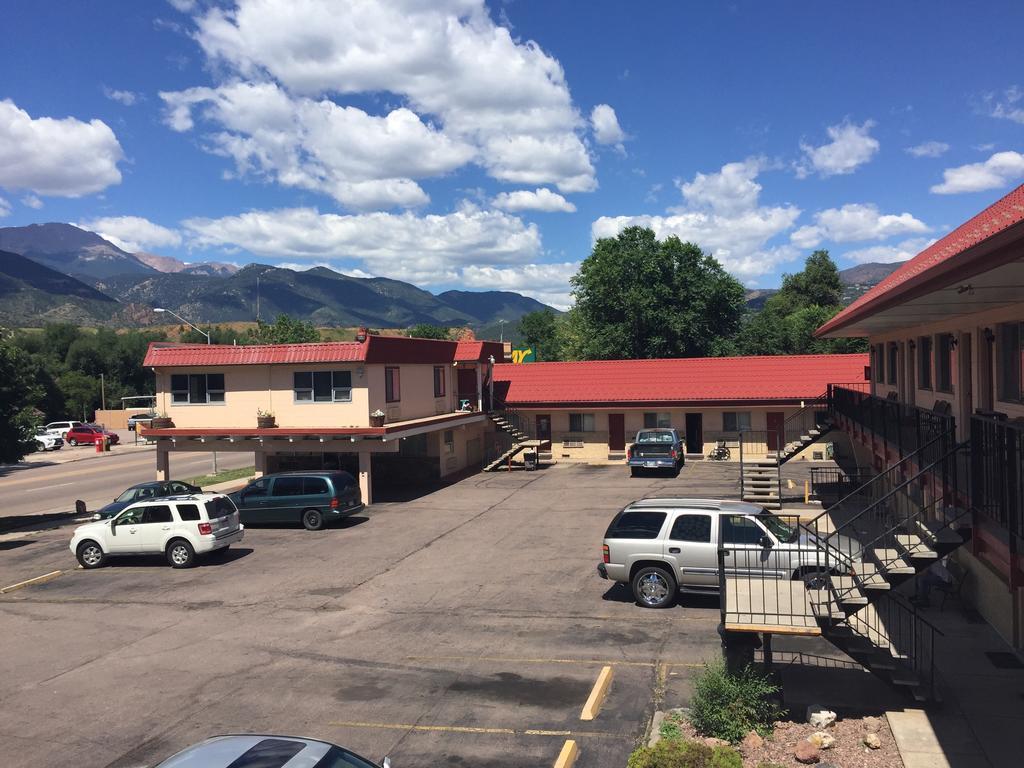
[155,362,458,429]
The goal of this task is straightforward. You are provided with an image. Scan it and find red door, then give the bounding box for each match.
[608,413,626,451]
[766,412,785,452]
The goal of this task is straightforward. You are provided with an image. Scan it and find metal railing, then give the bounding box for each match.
[808,467,876,504]
[971,414,1024,562]
[482,408,539,469]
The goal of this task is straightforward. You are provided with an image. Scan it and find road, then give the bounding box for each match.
[0,447,254,520]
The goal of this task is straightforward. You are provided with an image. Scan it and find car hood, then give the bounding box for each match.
[74,520,109,536]
[95,501,128,519]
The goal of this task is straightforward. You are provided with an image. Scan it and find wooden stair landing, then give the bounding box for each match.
[723,577,821,635]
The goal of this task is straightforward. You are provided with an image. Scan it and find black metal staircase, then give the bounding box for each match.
[483,410,546,471]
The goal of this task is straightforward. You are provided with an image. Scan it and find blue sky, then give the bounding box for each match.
[1,0,1023,308]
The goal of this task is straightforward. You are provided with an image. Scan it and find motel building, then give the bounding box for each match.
[140,334,505,504]
[815,182,1024,650]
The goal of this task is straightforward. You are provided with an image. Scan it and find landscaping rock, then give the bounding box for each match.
[807,704,837,729]
[741,731,764,752]
[703,737,730,748]
[794,739,821,764]
[809,731,836,750]
[862,716,882,733]
[863,733,882,750]
[773,719,793,731]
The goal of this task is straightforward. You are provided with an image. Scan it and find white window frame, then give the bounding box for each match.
[293,370,353,403]
[170,373,225,405]
[568,413,595,432]
[723,411,752,432]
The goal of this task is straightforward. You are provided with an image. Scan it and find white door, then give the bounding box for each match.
[108,507,146,553]
[136,505,175,552]
[663,512,718,587]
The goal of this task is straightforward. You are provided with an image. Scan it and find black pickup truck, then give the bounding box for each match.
[626,428,684,475]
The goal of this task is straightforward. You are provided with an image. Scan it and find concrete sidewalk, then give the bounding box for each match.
[885,600,1024,768]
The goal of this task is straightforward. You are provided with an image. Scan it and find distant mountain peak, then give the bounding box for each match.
[0,222,154,279]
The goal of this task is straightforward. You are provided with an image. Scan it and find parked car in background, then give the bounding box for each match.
[153,735,390,768]
[43,420,84,439]
[34,428,63,452]
[230,471,363,530]
[93,480,204,520]
[70,492,243,569]
[65,424,120,447]
[597,498,862,608]
[126,412,156,431]
[627,428,684,476]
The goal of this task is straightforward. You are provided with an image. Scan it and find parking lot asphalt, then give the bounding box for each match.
[0,462,738,768]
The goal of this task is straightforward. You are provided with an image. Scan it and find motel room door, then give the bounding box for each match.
[608,414,626,451]
[684,413,703,454]
[766,411,785,452]
[535,415,551,442]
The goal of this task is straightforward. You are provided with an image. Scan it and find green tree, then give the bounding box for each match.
[407,323,451,340]
[570,227,746,359]
[58,370,101,422]
[245,315,320,345]
[517,309,561,361]
[0,333,44,462]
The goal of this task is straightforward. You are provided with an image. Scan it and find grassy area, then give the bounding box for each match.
[185,466,255,488]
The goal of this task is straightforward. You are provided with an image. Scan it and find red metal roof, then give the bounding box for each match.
[144,335,503,368]
[817,183,1024,337]
[493,354,868,406]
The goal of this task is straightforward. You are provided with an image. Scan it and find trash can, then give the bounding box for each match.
[103,435,111,452]
[95,438,104,454]
[523,451,537,471]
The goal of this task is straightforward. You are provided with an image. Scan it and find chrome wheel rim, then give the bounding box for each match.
[638,573,670,605]
[306,512,320,527]
[171,545,189,565]
[82,546,101,566]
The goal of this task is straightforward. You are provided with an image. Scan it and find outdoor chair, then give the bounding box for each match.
[937,559,967,611]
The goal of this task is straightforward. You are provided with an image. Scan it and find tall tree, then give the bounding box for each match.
[407,323,451,340]
[245,315,320,345]
[0,332,44,462]
[517,309,561,361]
[570,227,746,359]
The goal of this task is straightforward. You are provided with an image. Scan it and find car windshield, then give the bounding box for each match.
[115,488,140,503]
[636,431,672,444]
[758,510,797,542]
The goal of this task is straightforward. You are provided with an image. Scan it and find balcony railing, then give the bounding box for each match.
[970,414,1024,545]
[828,384,955,465]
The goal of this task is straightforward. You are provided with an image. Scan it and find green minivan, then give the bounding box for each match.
[229,471,363,530]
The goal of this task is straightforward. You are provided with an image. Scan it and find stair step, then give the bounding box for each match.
[871,549,916,575]
[809,428,821,437]
[852,562,891,590]
[915,517,965,546]
[808,589,845,621]
[827,577,869,605]
[895,534,938,560]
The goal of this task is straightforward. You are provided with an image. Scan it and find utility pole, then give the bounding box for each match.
[256,275,261,321]
[100,373,106,411]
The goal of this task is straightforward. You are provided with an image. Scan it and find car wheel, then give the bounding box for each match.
[630,467,639,477]
[302,508,325,531]
[76,541,106,569]
[166,539,196,568]
[631,566,676,609]
[68,438,78,446]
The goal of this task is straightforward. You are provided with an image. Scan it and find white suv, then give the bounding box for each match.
[70,493,244,569]
[44,420,84,439]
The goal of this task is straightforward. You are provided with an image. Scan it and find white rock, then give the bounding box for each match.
[809,731,836,749]
[807,704,837,729]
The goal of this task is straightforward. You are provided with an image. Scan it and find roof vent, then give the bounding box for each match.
[355,327,368,343]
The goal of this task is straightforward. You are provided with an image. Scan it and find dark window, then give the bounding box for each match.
[997,322,1022,403]
[171,373,225,404]
[223,738,305,768]
[723,412,751,432]
[303,477,329,495]
[177,504,201,521]
[168,481,192,494]
[142,506,173,524]
[721,515,766,545]
[334,471,356,489]
[443,429,455,453]
[243,479,268,498]
[205,497,236,518]
[293,370,352,402]
[936,333,954,393]
[918,336,933,390]
[434,366,445,397]
[874,344,885,383]
[312,745,381,768]
[386,366,400,402]
[644,412,671,428]
[605,510,667,539]
[669,514,712,542]
[569,413,595,432]
[887,343,898,386]
[272,477,305,496]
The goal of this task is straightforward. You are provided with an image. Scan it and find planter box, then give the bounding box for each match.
[370,415,386,427]
[257,416,277,429]
[150,417,174,429]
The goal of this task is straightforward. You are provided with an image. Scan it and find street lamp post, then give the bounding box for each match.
[154,307,211,344]
[498,319,507,343]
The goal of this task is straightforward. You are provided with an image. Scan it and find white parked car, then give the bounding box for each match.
[70,493,244,569]
[43,420,84,439]
[34,428,63,451]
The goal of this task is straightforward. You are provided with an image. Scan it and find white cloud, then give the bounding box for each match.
[164,0,596,200]
[181,204,542,286]
[590,104,626,151]
[0,197,10,218]
[985,86,1024,125]
[842,237,936,265]
[103,87,140,106]
[79,215,183,252]
[592,157,802,280]
[462,262,578,309]
[905,141,950,158]
[0,99,123,197]
[162,81,476,210]
[167,0,196,11]
[796,119,879,178]
[491,188,576,213]
[21,194,43,209]
[930,151,1024,194]
[790,204,929,248]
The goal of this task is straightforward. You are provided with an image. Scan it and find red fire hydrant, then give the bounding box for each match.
[95,437,103,454]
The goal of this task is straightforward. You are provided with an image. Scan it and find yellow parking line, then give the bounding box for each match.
[580,665,614,721]
[553,739,578,768]
[0,570,63,594]
[406,654,704,668]
[327,721,618,739]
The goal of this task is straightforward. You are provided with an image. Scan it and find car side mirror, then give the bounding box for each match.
[110,520,117,535]
[759,534,773,548]
[382,758,391,768]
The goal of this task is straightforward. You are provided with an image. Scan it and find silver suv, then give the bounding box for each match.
[597,498,860,608]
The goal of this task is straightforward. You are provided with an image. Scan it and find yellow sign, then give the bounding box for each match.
[511,347,535,363]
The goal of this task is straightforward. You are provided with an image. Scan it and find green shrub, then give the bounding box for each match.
[687,659,782,743]
[627,739,742,768]
[659,710,686,741]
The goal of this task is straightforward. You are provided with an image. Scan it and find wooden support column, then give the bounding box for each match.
[254,449,268,478]
[156,444,170,482]
[359,450,373,505]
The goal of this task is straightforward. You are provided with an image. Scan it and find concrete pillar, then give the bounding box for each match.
[254,450,268,478]
[156,444,170,482]
[358,450,373,505]
[476,365,484,412]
